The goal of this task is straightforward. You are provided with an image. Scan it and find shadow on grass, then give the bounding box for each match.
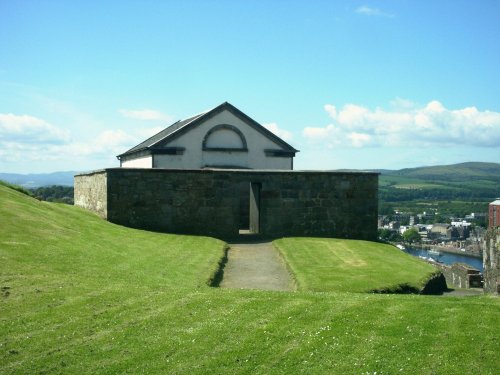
[207,245,229,287]
[369,272,448,295]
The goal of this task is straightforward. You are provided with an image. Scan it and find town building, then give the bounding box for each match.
[488,199,500,228]
[451,220,471,228]
[428,223,450,240]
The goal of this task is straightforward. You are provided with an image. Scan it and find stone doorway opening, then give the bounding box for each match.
[239,182,261,235]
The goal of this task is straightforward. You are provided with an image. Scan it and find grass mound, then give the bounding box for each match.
[274,237,438,293]
[0,184,225,291]
[1,184,499,374]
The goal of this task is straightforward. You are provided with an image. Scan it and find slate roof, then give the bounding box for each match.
[117,102,298,158]
[119,112,205,156]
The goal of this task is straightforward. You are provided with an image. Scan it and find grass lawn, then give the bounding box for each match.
[1,185,499,374]
[0,184,225,291]
[274,238,439,293]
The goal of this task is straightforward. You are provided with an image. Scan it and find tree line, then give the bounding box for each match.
[30,186,74,204]
[379,186,498,202]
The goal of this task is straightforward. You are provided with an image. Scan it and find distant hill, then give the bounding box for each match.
[0,171,77,188]
[381,162,500,182]
[376,162,499,199]
[371,162,500,217]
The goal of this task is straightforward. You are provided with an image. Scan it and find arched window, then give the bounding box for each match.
[202,124,248,151]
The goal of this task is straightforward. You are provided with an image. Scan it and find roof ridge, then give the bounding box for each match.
[149,111,207,148]
[140,119,181,148]
[221,102,298,152]
[148,102,231,147]
[117,101,298,159]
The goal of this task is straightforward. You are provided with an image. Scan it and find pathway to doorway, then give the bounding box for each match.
[219,240,295,291]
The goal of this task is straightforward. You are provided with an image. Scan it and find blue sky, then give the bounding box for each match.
[1,0,499,173]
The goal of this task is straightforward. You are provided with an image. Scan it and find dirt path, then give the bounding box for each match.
[219,240,295,291]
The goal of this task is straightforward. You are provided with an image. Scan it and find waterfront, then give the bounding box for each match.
[402,246,483,272]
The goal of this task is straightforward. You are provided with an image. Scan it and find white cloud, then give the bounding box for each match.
[355,5,394,18]
[390,97,415,110]
[302,124,343,149]
[303,100,500,148]
[67,130,137,157]
[118,108,173,122]
[324,104,337,119]
[0,113,143,163]
[263,122,294,141]
[348,132,371,148]
[0,113,70,144]
[0,128,137,163]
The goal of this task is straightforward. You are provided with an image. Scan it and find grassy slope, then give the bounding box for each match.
[274,238,438,293]
[1,185,499,374]
[0,185,225,291]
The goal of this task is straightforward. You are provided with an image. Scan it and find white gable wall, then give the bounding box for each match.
[153,109,293,170]
[121,155,152,168]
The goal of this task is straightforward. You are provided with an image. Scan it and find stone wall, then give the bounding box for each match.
[435,263,482,289]
[75,168,378,240]
[483,227,499,295]
[73,170,107,218]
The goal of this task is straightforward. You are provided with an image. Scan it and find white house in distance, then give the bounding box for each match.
[117,102,298,170]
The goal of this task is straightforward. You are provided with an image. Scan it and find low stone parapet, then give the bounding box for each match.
[433,262,482,290]
[74,168,379,240]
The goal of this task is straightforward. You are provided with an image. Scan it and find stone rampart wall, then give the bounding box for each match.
[483,227,499,295]
[73,170,108,218]
[75,168,378,240]
[435,263,482,289]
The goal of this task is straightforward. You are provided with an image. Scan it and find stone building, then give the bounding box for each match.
[117,102,298,170]
[436,263,483,289]
[75,168,378,240]
[75,103,379,240]
[428,223,451,241]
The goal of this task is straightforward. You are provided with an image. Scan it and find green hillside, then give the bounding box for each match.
[377,162,500,216]
[386,162,500,182]
[1,184,499,374]
[380,162,500,189]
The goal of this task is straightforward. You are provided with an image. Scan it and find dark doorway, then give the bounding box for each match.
[239,182,261,235]
[238,182,250,231]
[249,182,261,234]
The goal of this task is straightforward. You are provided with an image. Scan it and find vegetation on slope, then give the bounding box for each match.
[384,162,500,181]
[0,180,74,205]
[1,184,499,374]
[274,238,438,293]
[377,162,500,218]
[0,180,33,197]
[29,185,74,204]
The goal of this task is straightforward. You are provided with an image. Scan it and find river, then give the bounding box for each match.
[402,246,483,272]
